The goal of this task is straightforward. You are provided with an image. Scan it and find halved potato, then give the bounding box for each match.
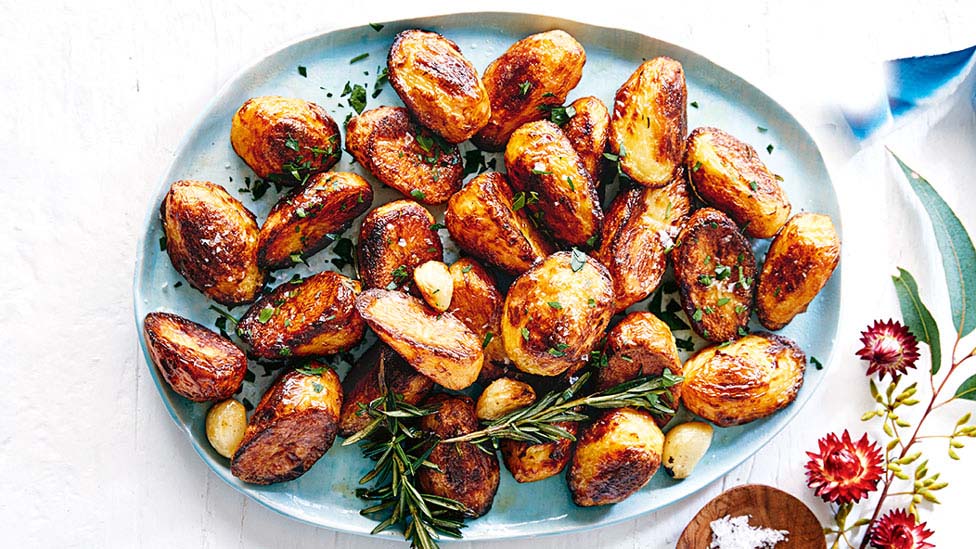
[476,378,536,421]
[686,126,791,238]
[500,421,578,483]
[143,312,247,402]
[357,200,444,292]
[562,96,611,183]
[161,180,265,306]
[448,258,507,365]
[345,106,462,204]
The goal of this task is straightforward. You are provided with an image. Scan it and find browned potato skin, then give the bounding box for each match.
[339,344,433,437]
[757,213,840,330]
[387,30,490,144]
[568,408,665,506]
[143,312,247,402]
[237,271,364,359]
[355,289,483,390]
[501,421,578,483]
[231,366,342,485]
[502,251,615,376]
[686,127,791,238]
[672,208,757,342]
[445,172,555,275]
[357,200,444,292]
[449,258,507,365]
[505,120,603,247]
[161,180,265,306]
[257,172,373,270]
[610,57,687,187]
[345,106,462,204]
[230,96,341,179]
[562,96,611,183]
[682,333,806,427]
[473,30,586,151]
[595,174,692,312]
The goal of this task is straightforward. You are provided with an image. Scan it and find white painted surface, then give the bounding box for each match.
[2,1,976,547]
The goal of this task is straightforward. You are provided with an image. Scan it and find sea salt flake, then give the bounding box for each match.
[709,514,788,549]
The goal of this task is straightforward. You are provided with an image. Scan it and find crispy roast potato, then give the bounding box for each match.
[418,394,500,517]
[355,289,483,390]
[505,120,603,247]
[448,258,507,365]
[236,271,364,359]
[672,208,756,342]
[609,57,687,187]
[161,180,265,306]
[682,333,806,427]
[230,96,341,179]
[562,96,611,183]
[257,172,373,270]
[500,421,578,483]
[476,378,536,421]
[473,30,586,151]
[231,366,342,484]
[567,407,665,506]
[143,312,247,402]
[345,106,463,204]
[686,127,791,238]
[502,250,614,376]
[757,213,840,330]
[595,173,692,311]
[387,30,490,143]
[445,172,555,274]
[357,200,444,292]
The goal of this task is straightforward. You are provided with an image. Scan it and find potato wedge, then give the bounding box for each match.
[143,312,247,402]
[476,378,536,421]
[357,200,444,292]
[448,258,507,364]
[355,289,483,390]
[757,213,840,330]
[686,126,791,238]
[257,172,373,270]
[387,30,490,143]
[609,57,687,187]
[445,172,555,274]
[236,271,364,359]
[345,106,462,204]
[562,96,611,183]
[473,30,586,151]
[672,208,756,342]
[505,120,603,247]
[230,96,341,179]
[682,333,806,426]
[502,250,614,376]
[231,366,342,484]
[567,407,665,506]
[161,180,265,306]
[500,421,578,483]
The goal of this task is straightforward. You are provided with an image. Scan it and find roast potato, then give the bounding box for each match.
[161,180,265,306]
[355,289,483,390]
[143,312,247,402]
[418,394,500,517]
[206,399,248,459]
[595,173,692,311]
[505,120,603,247]
[757,213,840,330]
[686,126,791,238]
[230,96,341,179]
[476,378,536,421]
[500,421,578,483]
[567,407,665,506]
[609,57,687,187]
[387,30,490,143]
[502,250,614,376]
[473,30,586,151]
[413,260,453,312]
[357,200,444,292]
[562,96,611,183]
[345,106,462,204]
[445,172,555,274]
[257,172,373,270]
[672,208,756,342]
[236,271,364,359]
[448,258,507,365]
[231,366,342,484]
[682,333,806,427]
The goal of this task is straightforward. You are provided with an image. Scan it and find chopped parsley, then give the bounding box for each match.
[698,274,713,286]
[531,168,553,175]
[285,135,301,151]
[368,22,385,32]
[566,176,575,191]
[757,126,768,133]
[537,104,576,125]
[547,301,563,310]
[347,84,367,114]
[430,222,446,231]
[692,161,702,172]
[521,327,530,341]
[482,332,494,348]
[350,52,369,64]
[714,264,732,280]
[391,265,409,284]
[716,297,731,307]
[811,356,823,370]
[548,343,570,357]
[290,253,303,264]
[297,66,307,77]
[258,307,275,323]
[586,234,599,248]
[410,189,426,200]
[749,180,758,191]
[692,308,703,322]
[690,101,699,109]
[461,265,473,274]
[518,81,532,96]
[766,144,774,154]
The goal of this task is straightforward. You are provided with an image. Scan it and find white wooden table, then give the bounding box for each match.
[3,1,976,547]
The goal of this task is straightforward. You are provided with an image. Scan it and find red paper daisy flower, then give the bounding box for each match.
[869,508,934,549]
[856,319,920,379]
[805,430,883,504]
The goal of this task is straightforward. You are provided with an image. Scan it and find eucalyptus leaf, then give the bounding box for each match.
[892,267,942,374]
[955,373,976,401]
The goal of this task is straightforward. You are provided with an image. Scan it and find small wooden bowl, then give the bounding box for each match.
[677,484,825,548]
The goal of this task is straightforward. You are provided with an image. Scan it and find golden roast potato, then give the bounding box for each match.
[387,29,490,143]
[448,258,507,365]
[161,180,265,306]
[500,421,578,483]
[682,333,806,427]
[357,200,444,292]
[143,312,247,402]
[562,96,611,183]
[476,378,536,421]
